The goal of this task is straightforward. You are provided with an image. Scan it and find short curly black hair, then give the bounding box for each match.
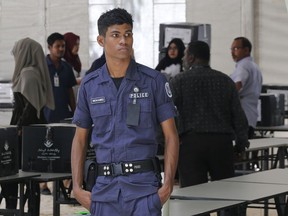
[47,32,64,46]
[234,37,252,53]
[98,8,133,36]
[187,41,210,62]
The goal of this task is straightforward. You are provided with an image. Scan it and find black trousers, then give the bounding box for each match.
[0,183,40,216]
[178,132,235,188]
[1,182,18,209]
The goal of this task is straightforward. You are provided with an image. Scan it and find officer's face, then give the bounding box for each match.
[98,23,133,60]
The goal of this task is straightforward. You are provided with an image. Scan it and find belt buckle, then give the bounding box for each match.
[111,163,124,176]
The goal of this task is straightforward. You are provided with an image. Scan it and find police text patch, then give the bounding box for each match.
[129,92,149,99]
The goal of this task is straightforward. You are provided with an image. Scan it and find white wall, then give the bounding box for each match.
[0,0,89,81]
[1,0,288,84]
[0,0,184,80]
[256,0,288,84]
[186,0,288,85]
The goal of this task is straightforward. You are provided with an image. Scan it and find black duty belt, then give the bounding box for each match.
[97,158,159,177]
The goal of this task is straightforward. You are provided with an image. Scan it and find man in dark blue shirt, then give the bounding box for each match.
[71,8,179,216]
[44,33,77,123]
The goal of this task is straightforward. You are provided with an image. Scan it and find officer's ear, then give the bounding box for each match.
[97,35,104,47]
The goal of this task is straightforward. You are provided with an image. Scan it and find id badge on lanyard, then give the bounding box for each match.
[54,73,59,87]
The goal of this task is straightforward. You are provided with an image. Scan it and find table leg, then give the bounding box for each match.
[261,149,269,170]
[19,182,24,216]
[274,194,286,216]
[53,181,60,216]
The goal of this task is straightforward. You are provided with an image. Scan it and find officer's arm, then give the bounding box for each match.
[158,117,179,204]
[71,126,91,210]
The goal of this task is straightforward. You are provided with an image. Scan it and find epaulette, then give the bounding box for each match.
[136,63,159,79]
[81,69,100,85]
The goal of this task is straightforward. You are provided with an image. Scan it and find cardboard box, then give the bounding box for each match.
[22,123,96,173]
[0,125,19,177]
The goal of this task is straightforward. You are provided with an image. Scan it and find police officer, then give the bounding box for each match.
[71,8,179,216]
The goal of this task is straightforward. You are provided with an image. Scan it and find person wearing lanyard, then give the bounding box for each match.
[44,32,77,123]
[71,8,179,216]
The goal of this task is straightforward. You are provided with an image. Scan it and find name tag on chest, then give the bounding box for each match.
[91,97,106,104]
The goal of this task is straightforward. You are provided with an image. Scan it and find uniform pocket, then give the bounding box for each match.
[126,99,152,128]
[139,99,152,128]
[90,103,112,135]
[148,192,162,213]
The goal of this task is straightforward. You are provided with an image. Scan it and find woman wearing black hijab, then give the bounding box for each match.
[155,38,185,80]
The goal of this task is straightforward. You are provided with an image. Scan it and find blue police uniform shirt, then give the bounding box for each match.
[44,55,77,123]
[73,59,176,202]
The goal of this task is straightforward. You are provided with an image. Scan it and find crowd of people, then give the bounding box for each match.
[0,7,263,216]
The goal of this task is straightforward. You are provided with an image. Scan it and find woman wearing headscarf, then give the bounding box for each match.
[11,38,55,126]
[1,37,54,215]
[63,32,82,78]
[63,32,82,105]
[155,38,185,80]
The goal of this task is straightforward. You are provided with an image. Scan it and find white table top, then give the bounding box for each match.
[168,199,244,216]
[256,125,288,132]
[248,138,288,151]
[223,169,288,185]
[171,180,288,202]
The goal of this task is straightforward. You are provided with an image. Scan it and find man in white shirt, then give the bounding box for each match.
[230,36,263,138]
[230,37,263,170]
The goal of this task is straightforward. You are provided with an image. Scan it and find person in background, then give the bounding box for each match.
[85,52,106,75]
[230,37,263,170]
[42,32,77,194]
[170,41,249,188]
[63,32,82,105]
[44,32,77,123]
[155,38,185,80]
[230,37,262,139]
[63,32,82,84]
[2,37,54,215]
[71,8,179,216]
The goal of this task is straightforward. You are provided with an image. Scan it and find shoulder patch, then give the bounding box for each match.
[82,70,100,84]
[165,82,172,98]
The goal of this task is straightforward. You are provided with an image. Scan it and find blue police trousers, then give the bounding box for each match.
[90,191,162,216]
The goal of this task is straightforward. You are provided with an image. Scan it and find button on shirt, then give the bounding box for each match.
[230,56,263,128]
[73,59,176,202]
